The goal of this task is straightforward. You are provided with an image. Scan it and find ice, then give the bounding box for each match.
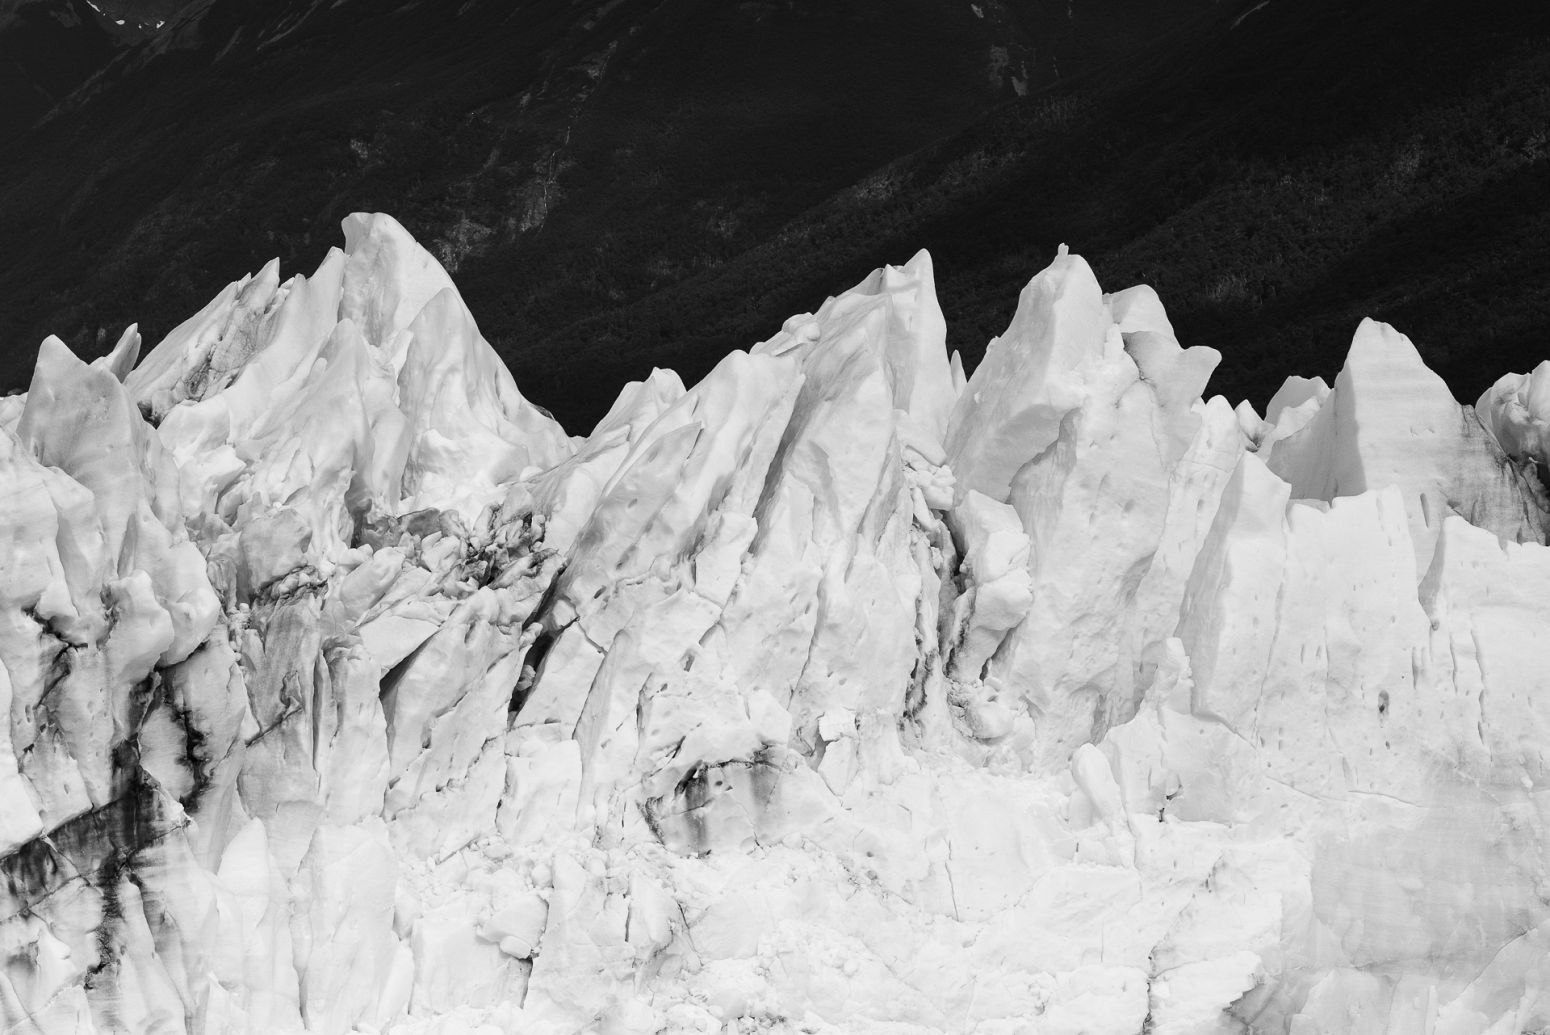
[1477,360,1550,470]
[944,246,1108,505]
[1265,318,1550,568]
[2,214,1548,1034]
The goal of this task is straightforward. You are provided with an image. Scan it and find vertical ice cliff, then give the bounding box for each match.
[3,214,1549,1035]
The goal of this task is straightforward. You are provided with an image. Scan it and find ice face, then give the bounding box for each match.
[1,213,1548,1034]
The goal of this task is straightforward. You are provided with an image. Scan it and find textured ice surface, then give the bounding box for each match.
[3,214,1549,1034]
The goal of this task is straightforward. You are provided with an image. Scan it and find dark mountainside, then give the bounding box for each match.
[85,0,189,31]
[0,0,1209,425]
[0,0,120,138]
[533,0,1550,421]
[1,0,1546,431]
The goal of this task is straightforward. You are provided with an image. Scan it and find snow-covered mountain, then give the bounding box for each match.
[4,215,1550,1034]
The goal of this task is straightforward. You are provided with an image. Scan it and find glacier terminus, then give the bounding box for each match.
[3,214,1550,1034]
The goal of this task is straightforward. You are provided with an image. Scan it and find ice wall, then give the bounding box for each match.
[2,215,1548,1035]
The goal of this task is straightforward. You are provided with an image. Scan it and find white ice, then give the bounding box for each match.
[2,213,1548,1035]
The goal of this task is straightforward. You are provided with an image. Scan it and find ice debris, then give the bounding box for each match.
[2,213,1549,1034]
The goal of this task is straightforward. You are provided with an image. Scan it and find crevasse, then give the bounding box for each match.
[2,214,1549,1035]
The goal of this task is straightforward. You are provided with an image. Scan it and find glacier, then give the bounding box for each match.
[3,213,1550,1035]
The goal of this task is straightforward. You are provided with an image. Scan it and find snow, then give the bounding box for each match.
[2,212,1549,1034]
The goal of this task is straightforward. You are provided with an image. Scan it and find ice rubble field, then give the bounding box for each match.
[3,214,1550,1035]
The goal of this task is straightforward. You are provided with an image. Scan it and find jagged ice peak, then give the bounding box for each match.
[3,213,1550,1034]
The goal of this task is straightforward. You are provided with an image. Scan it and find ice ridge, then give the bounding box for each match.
[2,213,1549,1034]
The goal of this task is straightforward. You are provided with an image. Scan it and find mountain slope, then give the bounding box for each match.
[5,0,1543,433]
[80,0,187,34]
[0,0,119,138]
[493,0,1550,427]
[0,0,1214,422]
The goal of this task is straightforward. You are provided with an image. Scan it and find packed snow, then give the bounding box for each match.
[2,213,1549,1034]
